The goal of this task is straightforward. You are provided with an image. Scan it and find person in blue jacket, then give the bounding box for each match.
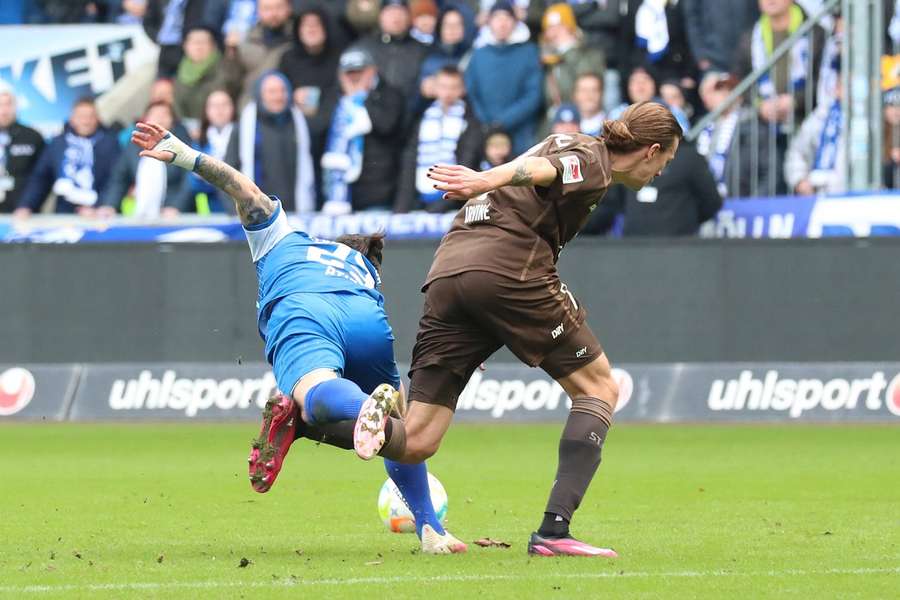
[463,1,542,154]
[15,98,119,217]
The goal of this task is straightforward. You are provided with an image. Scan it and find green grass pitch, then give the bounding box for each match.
[0,423,897,599]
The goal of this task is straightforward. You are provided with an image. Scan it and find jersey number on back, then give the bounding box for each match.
[307,244,376,289]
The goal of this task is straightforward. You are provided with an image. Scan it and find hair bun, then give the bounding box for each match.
[603,119,634,142]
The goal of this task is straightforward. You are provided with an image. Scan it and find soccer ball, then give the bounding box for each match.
[377,473,448,534]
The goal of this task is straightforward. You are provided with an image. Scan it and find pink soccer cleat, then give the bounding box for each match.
[353,383,399,460]
[248,392,297,493]
[527,532,618,557]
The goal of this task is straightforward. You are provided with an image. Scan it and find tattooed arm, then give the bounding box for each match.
[427,156,557,202]
[131,121,276,227]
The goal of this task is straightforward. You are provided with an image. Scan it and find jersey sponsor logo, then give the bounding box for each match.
[551,323,565,339]
[707,370,900,418]
[107,370,277,417]
[560,155,584,184]
[575,346,587,358]
[464,203,491,225]
[0,367,36,416]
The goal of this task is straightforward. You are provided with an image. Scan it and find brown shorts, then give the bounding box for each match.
[408,270,603,410]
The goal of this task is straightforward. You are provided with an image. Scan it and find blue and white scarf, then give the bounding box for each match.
[321,92,371,209]
[416,100,467,203]
[752,6,810,100]
[812,99,842,174]
[54,132,98,206]
[635,0,669,63]
[696,111,739,196]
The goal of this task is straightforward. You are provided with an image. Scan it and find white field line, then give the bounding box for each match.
[1,567,898,594]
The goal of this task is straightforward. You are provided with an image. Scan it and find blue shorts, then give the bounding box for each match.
[262,291,401,396]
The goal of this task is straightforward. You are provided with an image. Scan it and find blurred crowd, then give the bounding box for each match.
[1,0,900,236]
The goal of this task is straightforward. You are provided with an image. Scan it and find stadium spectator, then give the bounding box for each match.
[479,126,512,170]
[695,71,742,197]
[150,77,177,106]
[531,0,633,111]
[409,0,439,45]
[585,142,722,236]
[356,0,430,115]
[610,66,690,131]
[98,101,194,217]
[191,89,236,212]
[225,71,316,213]
[540,3,605,111]
[659,79,692,126]
[0,89,45,214]
[173,27,228,122]
[683,0,759,74]
[396,65,483,213]
[15,98,119,217]
[465,2,542,154]
[418,4,477,101]
[223,0,294,107]
[549,103,580,135]
[144,0,227,78]
[733,0,826,126]
[784,75,845,196]
[474,0,530,48]
[279,7,342,203]
[320,48,405,213]
[571,72,605,136]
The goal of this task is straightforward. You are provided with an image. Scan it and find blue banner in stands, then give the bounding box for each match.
[0,212,457,243]
[700,192,900,239]
[2,193,899,242]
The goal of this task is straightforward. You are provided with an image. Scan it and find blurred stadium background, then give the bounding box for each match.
[0,0,898,597]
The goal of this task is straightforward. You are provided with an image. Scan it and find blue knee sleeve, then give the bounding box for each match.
[304,378,368,425]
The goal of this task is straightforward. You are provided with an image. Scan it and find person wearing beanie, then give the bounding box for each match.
[541,3,605,114]
[410,0,439,45]
[224,70,317,213]
[549,103,581,135]
[474,0,531,48]
[465,1,542,154]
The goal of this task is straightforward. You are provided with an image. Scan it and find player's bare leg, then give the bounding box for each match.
[528,353,619,557]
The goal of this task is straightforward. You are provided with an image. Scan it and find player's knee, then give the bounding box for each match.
[404,434,440,463]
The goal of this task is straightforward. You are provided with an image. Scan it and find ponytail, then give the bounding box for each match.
[602,101,681,154]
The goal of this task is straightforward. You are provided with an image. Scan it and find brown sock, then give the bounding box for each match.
[377,417,407,460]
[541,396,614,533]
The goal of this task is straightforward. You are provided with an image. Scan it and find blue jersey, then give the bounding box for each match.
[256,232,382,336]
[244,202,383,341]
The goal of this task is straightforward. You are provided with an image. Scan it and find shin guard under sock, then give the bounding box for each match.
[540,397,613,536]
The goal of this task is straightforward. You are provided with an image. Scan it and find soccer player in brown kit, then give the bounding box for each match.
[364,101,682,556]
[294,101,680,556]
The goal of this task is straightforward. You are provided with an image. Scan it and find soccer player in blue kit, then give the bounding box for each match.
[131,121,466,554]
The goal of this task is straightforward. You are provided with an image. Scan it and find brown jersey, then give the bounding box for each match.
[425,133,612,285]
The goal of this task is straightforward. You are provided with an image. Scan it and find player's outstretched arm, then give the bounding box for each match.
[131,122,276,227]
[427,157,557,201]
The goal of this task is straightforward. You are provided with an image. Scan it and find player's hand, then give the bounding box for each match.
[427,164,493,202]
[131,121,175,163]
